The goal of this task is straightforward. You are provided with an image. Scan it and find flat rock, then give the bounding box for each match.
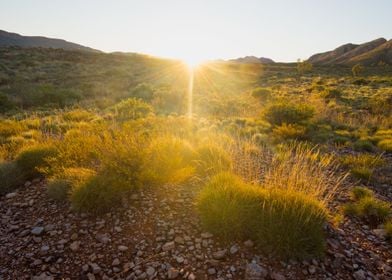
[31,227,45,236]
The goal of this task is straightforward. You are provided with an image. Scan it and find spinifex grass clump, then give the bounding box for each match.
[16,144,58,179]
[344,187,391,226]
[193,143,232,178]
[197,172,328,259]
[263,142,346,204]
[341,153,385,180]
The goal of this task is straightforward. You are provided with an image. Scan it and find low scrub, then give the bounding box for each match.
[271,123,307,142]
[197,172,327,259]
[47,167,96,201]
[193,143,232,178]
[264,102,314,126]
[16,144,57,179]
[0,161,24,195]
[141,136,195,186]
[70,171,129,215]
[341,153,385,181]
[378,139,392,152]
[344,188,390,226]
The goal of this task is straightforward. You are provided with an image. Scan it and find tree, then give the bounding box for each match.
[297,59,313,75]
[352,63,364,77]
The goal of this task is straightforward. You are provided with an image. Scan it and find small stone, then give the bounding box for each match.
[244,240,254,248]
[32,272,54,280]
[245,262,268,279]
[188,273,196,280]
[86,273,96,280]
[271,272,286,280]
[308,266,316,275]
[70,241,80,252]
[118,245,128,252]
[162,241,175,251]
[112,258,120,266]
[353,270,366,280]
[213,249,227,260]
[174,236,184,244]
[168,267,179,279]
[5,192,17,199]
[71,233,78,240]
[90,263,101,274]
[230,245,239,255]
[146,267,155,277]
[207,268,216,275]
[31,227,45,236]
[201,232,213,239]
[373,228,386,238]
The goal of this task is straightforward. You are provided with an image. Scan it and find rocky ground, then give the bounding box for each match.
[1,177,392,280]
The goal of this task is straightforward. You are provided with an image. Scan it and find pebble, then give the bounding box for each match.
[31,227,45,236]
[245,262,268,279]
[70,241,80,251]
[168,267,179,279]
[162,241,175,251]
[118,245,128,252]
[213,249,227,260]
[5,192,17,199]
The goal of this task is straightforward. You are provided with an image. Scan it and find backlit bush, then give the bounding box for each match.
[0,162,24,195]
[193,143,232,178]
[71,172,128,215]
[264,102,314,126]
[141,136,195,186]
[197,172,327,259]
[16,144,58,179]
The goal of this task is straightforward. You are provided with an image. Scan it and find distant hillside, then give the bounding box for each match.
[0,30,100,52]
[230,56,274,64]
[308,38,392,66]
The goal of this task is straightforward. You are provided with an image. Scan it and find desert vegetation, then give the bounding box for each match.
[1,46,391,279]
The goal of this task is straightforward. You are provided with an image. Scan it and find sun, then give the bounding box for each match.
[181,55,206,69]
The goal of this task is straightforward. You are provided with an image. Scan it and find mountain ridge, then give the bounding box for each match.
[308,38,392,66]
[0,30,100,52]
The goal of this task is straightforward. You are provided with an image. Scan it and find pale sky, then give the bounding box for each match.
[0,0,391,62]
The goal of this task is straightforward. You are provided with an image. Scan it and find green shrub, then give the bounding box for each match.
[251,87,272,102]
[47,167,95,201]
[264,102,314,126]
[197,173,327,259]
[385,221,392,240]
[320,88,342,99]
[141,136,195,186]
[111,98,153,121]
[16,144,58,179]
[0,120,25,139]
[351,186,373,200]
[353,140,374,152]
[272,123,307,142]
[70,172,128,215]
[378,139,392,152]
[63,109,95,122]
[0,161,24,195]
[341,154,385,181]
[344,196,390,225]
[193,144,232,178]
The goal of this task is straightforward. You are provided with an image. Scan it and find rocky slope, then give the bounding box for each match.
[308,38,392,66]
[1,177,392,280]
[0,30,99,52]
[230,56,275,64]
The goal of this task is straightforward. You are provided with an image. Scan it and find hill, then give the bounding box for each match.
[308,38,392,66]
[0,30,99,52]
[230,56,275,64]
